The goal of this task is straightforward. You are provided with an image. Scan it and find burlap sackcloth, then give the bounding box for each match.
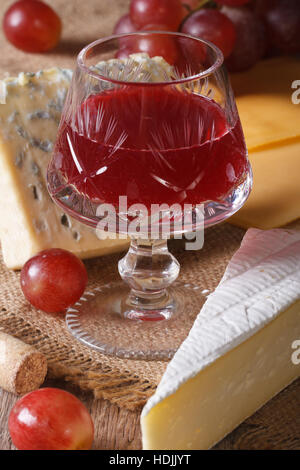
[0,223,245,410]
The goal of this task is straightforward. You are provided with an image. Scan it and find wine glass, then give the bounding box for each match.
[47,32,252,360]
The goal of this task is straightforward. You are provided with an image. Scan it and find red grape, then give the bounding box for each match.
[215,0,250,5]
[130,0,184,30]
[256,0,300,54]
[20,248,88,313]
[124,34,178,64]
[113,14,137,49]
[135,34,178,64]
[141,24,174,32]
[181,9,236,59]
[113,13,136,35]
[115,47,132,60]
[113,15,174,54]
[116,26,179,65]
[222,6,267,72]
[3,0,61,53]
[9,388,94,450]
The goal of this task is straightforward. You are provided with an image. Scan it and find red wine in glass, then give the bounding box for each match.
[54,86,248,210]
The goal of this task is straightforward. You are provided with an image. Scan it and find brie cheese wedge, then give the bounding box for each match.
[141,228,300,449]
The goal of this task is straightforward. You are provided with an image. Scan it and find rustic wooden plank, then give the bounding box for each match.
[0,378,299,450]
[0,387,16,450]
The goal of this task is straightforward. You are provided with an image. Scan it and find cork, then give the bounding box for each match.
[0,332,47,395]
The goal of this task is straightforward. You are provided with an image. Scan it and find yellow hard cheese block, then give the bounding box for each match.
[230,57,300,229]
[230,140,300,229]
[232,57,300,151]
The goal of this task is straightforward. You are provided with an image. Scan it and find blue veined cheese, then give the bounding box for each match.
[141,228,300,449]
[0,54,175,269]
[92,53,174,83]
[0,67,129,269]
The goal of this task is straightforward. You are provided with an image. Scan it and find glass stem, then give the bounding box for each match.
[118,238,180,319]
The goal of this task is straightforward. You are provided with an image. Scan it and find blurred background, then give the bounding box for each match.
[0,0,129,74]
[0,0,299,76]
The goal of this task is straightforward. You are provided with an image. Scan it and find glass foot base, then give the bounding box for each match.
[66,281,208,361]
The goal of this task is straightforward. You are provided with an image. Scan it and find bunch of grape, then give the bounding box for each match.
[113,0,300,72]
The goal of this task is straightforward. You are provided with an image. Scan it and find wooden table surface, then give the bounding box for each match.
[0,0,299,451]
[0,377,299,450]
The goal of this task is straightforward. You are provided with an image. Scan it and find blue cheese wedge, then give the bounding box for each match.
[92,53,174,82]
[0,55,175,269]
[141,228,300,449]
[0,68,129,269]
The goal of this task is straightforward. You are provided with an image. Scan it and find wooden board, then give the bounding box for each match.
[0,378,299,450]
[0,0,299,451]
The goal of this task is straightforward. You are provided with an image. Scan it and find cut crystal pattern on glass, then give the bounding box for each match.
[47,33,252,360]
